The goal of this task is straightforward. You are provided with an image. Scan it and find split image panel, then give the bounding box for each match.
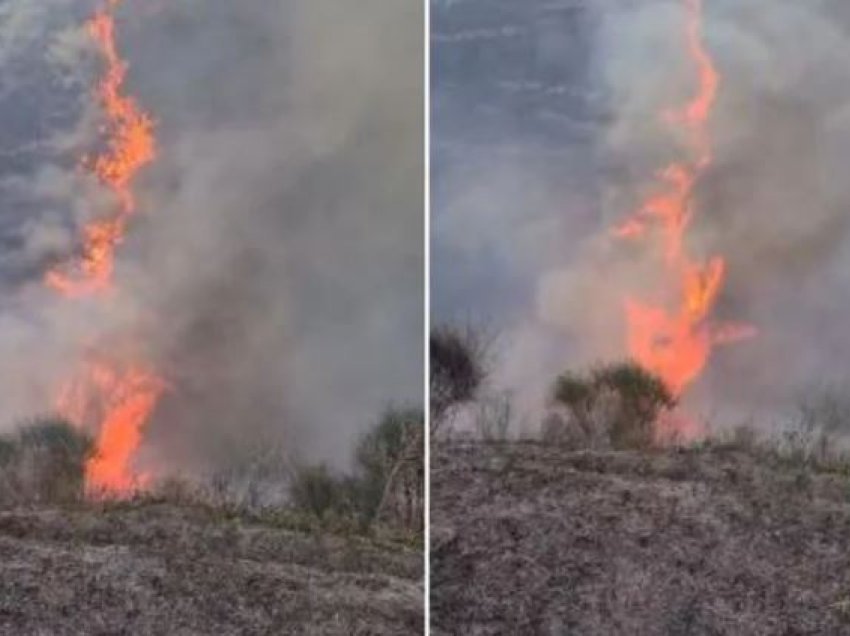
[0,1,423,633]
[430,0,850,634]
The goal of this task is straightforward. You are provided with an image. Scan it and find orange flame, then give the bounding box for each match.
[58,356,164,493]
[46,1,155,298]
[48,1,162,495]
[615,0,754,398]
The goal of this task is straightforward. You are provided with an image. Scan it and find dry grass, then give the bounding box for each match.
[0,418,422,634]
[0,496,422,634]
[431,438,850,635]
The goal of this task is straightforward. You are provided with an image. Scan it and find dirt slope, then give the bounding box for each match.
[431,440,850,635]
[0,502,422,635]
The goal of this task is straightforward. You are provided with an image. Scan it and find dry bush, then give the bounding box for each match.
[355,406,423,532]
[0,416,93,505]
[779,388,850,467]
[205,438,291,511]
[288,407,423,535]
[83,407,424,539]
[701,389,850,471]
[290,464,345,520]
[430,325,489,433]
[694,391,850,475]
[544,361,676,450]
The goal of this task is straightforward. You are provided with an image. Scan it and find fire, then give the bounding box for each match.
[47,1,162,494]
[57,356,165,493]
[46,1,155,298]
[614,0,754,398]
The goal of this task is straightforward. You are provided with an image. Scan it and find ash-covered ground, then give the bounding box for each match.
[431,440,850,635]
[0,502,422,635]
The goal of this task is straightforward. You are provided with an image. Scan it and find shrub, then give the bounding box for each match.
[353,407,423,530]
[18,417,94,502]
[779,387,850,467]
[550,371,599,444]
[0,416,94,504]
[594,362,676,448]
[430,325,488,430]
[206,435,291,510]
[289,464,345,520]
[289,406,423,535]
[547,361,676,450]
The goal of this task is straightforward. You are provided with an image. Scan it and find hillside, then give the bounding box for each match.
[0,502,422,635]
[431,440,850,635]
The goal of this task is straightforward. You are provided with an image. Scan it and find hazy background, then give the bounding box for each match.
[0,0,423,472]
[432,0,850,429]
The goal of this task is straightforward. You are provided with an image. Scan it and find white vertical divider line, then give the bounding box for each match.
[423,0,432,632]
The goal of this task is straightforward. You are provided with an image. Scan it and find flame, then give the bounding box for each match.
[615,0,754,398]
[57,356,164,494]
[48,1,162,495]
[46,1,155,297]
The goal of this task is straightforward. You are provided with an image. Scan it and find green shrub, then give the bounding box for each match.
[548,361,676,450]
[593,362,676,448]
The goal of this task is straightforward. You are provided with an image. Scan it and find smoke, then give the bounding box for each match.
[0,0,422,472]
[433,0,850,428]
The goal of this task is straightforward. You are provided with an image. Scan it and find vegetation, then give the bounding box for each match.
[779,387,850,466]
[290,463,345,520]
[545,360,676,449]
[431,433,850,635]
[0,408,423,633]
[430,325,488,431]
[289,406,423,535]
[0,416,93,504]
[431,356,850,633]
[0,407,424,540]
[694,405,850,478]
[0,479,422,635]
[353,406,423,529]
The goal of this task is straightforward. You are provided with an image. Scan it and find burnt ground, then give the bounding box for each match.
[0,502,422,635]
[431,440,850,635]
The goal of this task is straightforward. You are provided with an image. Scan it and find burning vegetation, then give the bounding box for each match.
[614,0,754,410]
[44,0,162,495]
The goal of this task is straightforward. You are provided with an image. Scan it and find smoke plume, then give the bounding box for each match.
[0,0,422,474]
[433,0,850,428]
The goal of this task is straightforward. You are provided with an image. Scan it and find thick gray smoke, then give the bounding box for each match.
[0,0,422,472]
[433,0,850,430]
